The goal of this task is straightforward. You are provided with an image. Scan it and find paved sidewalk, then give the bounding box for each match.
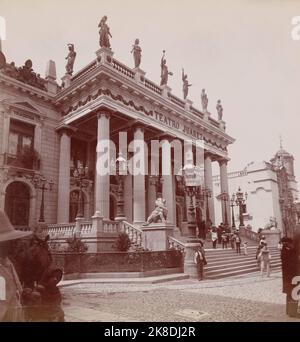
[61,271,300,322]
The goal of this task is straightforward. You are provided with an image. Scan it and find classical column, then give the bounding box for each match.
[95,112,110,219]
[219,159,230,226]
[1,113,10,155]
[34,123,42,155]
[161,138,176,225]
[133,126,146,224]
[204,153,215,224]
[124,174,133,222]
[57,128,72,223]
[147,176,157,217]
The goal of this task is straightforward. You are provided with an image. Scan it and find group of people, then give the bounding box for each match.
[209,223,245,254]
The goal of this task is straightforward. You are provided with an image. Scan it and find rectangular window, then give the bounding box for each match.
[8,119,34,157]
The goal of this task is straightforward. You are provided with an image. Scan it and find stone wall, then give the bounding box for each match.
[52,250,183,274]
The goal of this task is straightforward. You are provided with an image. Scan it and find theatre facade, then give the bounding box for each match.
[0,30,235,247]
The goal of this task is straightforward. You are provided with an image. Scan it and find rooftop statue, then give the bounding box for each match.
[131,38,142,68]
[216,99,223,121]
[143,198,168,226]
[182,68,192,100]
[201,88,208,112]
[160,50,173,86]
[98,15,112,49]
[65,43,76,75]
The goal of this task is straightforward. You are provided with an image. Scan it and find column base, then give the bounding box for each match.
[183,241,201,279]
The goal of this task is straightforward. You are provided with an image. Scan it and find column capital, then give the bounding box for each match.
[218,158,229,167]
[55,124,77,137]
[204,151,214,160]
[132,123,145,134]
[96,111,110,120]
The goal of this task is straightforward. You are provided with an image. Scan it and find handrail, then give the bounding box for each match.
[121,221,142,247]
[168,236,185,252]
[239,226,260,242]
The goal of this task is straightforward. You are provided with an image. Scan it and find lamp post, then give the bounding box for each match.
[33,175,54,223]
[179,156,203,237]
[73,164,89,219]
[220,192,229,227]
[149,174,163,198]
[230,193,236,229]
[235,187,247,227]
[115,152,127,221]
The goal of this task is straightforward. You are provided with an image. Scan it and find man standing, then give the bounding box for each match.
[235,233,242,254]
[194,242,206,281]
[0,210,32,321]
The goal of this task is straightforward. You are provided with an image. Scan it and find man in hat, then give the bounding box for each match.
[0,210,32,322]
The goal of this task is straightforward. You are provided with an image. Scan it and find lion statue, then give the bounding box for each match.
[264,216,278,230]
[143,198,168,226]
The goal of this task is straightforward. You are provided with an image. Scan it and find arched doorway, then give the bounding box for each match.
[110,194,116,221]
[69,190,85,222]
[5,181,30,228]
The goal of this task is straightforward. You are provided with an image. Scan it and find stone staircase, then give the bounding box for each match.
[204,245,281,280]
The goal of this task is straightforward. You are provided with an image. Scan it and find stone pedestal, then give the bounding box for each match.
[185,99,193,111]
[262,228,281,247]
[180,222,190,237]
[161,85,171,99]
[218,120,226,131]
[183,241,201,279]
[34,221,48,239]
[133,67,146,84]
[203,111,211,120]
[142,222,174,251]
[75,217,84,237]
[61,74,72,89]
[95,47,114,64]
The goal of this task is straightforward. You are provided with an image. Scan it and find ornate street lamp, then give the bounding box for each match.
[149,174,163,198]
[220,192,229,227]
[33,175,54,223]
[230,193,236,229]
[73,164,89,218]
[235,187,247,227]
[115,152,128,221]
[180,156,203,237]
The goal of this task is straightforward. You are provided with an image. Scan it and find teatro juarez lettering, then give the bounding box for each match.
[154,111,203,139]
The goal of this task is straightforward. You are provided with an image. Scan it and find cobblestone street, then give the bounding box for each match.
[61,272,300,322]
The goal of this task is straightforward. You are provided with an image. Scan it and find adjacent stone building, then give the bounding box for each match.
[213,147,299,235]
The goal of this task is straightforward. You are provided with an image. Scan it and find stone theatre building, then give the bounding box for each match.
[0,23,235,247]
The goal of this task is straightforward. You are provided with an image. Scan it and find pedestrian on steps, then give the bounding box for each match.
[221,231,228,249]
[235,234,242,254]
[194,242,207,281]
[243,241,248,255]
[211,228,218,249]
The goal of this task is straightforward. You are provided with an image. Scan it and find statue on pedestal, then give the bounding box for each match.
[216,99,223,120]
[65,44,76,75]
[143,198,168,226]
[182,68,192,100]
[131,39,142,68]
[201,89,208,112]
[160,50,173,86]
[98,15,112,49]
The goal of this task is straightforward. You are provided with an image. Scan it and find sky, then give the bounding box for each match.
[1,0,300,179]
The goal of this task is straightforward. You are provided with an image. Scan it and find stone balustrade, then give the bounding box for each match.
[120,221,142,247]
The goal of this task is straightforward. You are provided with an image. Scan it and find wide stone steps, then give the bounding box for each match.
[204,247,281,279]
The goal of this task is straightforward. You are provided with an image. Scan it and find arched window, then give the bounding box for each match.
[5,181,30,227]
